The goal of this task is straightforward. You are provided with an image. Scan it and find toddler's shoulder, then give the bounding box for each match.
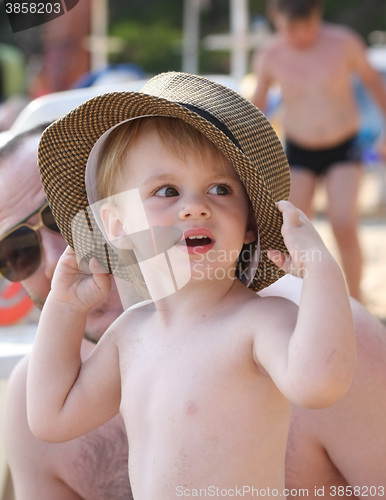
[237,289,298,322]
[107,300,156,336]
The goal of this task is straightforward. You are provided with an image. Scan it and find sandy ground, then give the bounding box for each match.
[312,165,386,323]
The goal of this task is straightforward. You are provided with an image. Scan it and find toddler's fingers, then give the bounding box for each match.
[275,199,299,213]
[89,257,109,275]
[89,260,111,297]
[275,200,291,212]
[276,200,309,229]
[267,249,304,278]
[267,249,291,272]
[77,256,109,275]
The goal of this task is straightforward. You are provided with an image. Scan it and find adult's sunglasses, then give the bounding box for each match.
[0,202,61,282]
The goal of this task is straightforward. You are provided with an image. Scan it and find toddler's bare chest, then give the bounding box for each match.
[119,324,272,424]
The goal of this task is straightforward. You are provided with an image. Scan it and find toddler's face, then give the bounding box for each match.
[102,126,257,285]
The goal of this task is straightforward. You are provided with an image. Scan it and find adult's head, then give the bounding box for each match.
[0,126,60,308]
[0,126,123,340]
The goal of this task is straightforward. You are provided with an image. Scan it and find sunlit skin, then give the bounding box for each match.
[27,124,355,499]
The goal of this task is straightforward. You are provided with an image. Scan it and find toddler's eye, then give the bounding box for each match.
[209,184,230,195]
[155,186,179,197]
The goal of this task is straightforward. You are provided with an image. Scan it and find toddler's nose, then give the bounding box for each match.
[178,194,211,220]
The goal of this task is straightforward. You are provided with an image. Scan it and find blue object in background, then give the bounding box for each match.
[354,76,384,166]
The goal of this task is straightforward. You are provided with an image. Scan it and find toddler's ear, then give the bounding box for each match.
[244,206,258,244]
[100,203,133,250]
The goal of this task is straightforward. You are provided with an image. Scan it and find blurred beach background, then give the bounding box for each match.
[314,169,386,323]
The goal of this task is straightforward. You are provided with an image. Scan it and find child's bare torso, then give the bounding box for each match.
[265,24,360,148]
[112,293,291,499]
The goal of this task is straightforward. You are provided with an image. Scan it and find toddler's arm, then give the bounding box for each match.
[259,201,356,408]
[27,246,121,442]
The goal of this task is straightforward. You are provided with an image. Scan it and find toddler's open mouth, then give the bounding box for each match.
[178,229,215,254]
[185,235,212,247]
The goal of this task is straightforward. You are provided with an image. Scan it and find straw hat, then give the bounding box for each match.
[38,71,290,292]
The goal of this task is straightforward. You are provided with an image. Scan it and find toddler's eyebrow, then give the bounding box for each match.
[141,173,178,187]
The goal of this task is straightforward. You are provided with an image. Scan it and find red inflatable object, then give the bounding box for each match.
[0,277,34,325]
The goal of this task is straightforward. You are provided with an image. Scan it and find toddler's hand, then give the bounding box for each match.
[267,200,327,278]
[50,246,111,312]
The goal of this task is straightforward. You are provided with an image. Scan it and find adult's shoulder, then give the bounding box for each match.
[3,354,29,415]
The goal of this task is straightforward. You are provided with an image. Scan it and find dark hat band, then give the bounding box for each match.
[180,104,242,151]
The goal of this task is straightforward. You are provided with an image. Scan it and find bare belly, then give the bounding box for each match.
[121,362,291,499]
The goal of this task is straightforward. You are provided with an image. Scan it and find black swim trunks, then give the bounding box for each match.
[285,135,362,176]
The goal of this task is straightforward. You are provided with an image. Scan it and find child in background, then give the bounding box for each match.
[251,0,386,302]
[28,72,355,499]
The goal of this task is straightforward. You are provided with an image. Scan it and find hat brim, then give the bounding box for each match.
[38,73,290,291]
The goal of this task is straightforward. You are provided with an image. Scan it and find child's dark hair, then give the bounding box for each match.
[268,0,322,19]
